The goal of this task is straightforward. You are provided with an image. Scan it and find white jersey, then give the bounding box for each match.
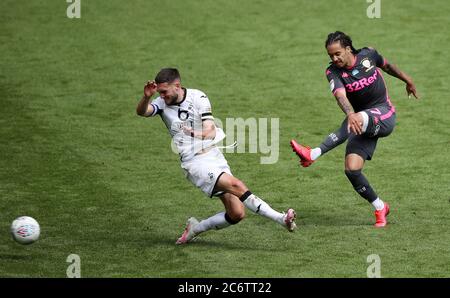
[150,88,226,161]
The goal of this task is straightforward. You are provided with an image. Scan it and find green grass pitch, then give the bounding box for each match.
[1,0,449,277]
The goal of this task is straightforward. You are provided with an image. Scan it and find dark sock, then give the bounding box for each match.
[344,169,378,203]
[239,190,252,202]
[319,119,349,155]
[224,213,239,225]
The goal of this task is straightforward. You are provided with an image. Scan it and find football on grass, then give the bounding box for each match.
[11,216,40,245]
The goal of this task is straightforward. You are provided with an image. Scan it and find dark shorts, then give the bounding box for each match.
[346,105,396,160]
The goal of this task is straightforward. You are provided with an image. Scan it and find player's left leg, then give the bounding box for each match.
[349,107,396,227]
[345,134,390,227]
[214,173,297,231]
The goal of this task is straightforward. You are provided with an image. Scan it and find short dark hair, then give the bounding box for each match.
[325,31,357,53]
[154,68,181,84]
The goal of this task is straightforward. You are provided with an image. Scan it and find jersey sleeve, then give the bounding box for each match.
[369,47,387,67]
[195,91,214,121]
[325,67,345,95]
[149,97,165,117]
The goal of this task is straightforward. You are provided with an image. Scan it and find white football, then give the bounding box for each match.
[11,216,40,245]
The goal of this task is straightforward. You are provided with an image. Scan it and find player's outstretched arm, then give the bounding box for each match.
[380,63,419,99]
[136,80,157,117]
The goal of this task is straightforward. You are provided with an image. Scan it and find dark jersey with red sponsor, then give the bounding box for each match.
[326,47,393,112]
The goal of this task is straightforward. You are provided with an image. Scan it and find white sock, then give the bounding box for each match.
[243,194,284,225]
[371,198,385,211]
[311,148,322,160]
[193,212,231,234]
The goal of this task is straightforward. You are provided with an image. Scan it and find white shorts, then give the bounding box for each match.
[181,147,232,198]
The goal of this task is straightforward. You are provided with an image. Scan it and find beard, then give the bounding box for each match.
[166,94,179,105]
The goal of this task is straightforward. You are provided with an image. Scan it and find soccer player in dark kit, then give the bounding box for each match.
[290,31,419,227]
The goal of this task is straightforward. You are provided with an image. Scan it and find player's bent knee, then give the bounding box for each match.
[345,164,362,172]
[345,169,361,179]
[230,178,248,194]
[226,210,245,224]
[345,154,365,171]
[233,210,245,222]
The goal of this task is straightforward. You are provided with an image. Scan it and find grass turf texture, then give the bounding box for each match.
[1,0,449,277]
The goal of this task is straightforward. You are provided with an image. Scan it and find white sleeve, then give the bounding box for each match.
[195,92,214,121]
[150,97,165,117]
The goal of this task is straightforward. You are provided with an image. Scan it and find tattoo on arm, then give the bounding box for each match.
[336,94,354,115]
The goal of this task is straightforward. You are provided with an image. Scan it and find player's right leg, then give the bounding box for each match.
[219,192,246,223]
[214,173,297,232]
[291,118,349,167]
[176,194,244,245]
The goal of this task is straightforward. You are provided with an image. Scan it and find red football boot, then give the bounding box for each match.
[374,202,390,228]
[290,139,314,167]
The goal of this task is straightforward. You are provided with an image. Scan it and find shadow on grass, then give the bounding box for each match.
[178,239,282,252]
[297,212,377,227]
[0,254,35,261]
[141,234,282,252]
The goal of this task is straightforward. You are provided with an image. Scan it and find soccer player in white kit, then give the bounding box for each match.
[136,68,297,245]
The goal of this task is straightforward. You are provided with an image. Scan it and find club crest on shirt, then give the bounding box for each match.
[361,58,374,72]
[178,109,189,121]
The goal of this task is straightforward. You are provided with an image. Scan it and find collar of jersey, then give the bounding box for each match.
[345,54,359,70]
[169,87,187,106]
